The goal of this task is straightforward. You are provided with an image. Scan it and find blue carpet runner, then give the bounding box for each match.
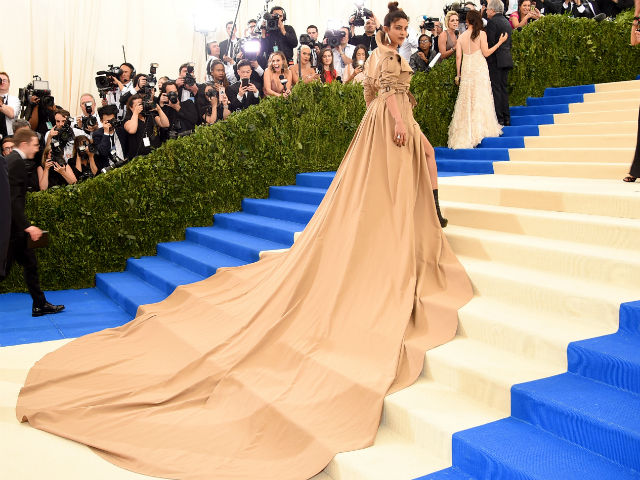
[1,81,639,480]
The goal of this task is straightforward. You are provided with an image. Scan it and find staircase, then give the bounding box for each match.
[1,79,639,480]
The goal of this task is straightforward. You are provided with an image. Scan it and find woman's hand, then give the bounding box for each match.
[394,120,407,147]
[44,160,54,171]
[498,32,508,44]
[53,162,65,174]
[133,103,143,116]
[455,75,461,86]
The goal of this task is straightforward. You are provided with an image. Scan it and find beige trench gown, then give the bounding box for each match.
[16,31,473,480]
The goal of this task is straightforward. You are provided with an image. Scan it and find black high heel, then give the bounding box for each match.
[623,176,637,183]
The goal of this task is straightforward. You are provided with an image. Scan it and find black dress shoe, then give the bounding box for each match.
[32,302,65,317]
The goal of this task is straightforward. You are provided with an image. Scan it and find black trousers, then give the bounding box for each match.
[2,233,46,307]
[630,105,640,178]
[489,66,511,126]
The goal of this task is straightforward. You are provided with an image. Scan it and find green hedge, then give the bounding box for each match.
[2,12,639,292]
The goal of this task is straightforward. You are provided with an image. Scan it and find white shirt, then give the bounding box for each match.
[333,44,355,79]
[106,81,134,119]
[1,94,20,136]
[398,28,420,62]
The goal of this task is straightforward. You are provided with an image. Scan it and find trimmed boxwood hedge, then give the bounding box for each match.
[2,12,639,293]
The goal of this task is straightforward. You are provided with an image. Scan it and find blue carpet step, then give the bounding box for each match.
[510,104,570,116]
[478,136,525,149]
[96,271,166,317]
[436,160,497,174]
[242,198,317,224]
[450,417,640,480]
[512,372,640,472]
[268,185,327,205]
[501,125,539,137]
[620,300,640,334]
[295,171,336,189]
[126,256,205,295]
[568,331,640,395]
[186,226,290,263]
[214,212,306,244]
[157,241,246,277]
[510,114,556,126]
[414,467,475,480]
[544,84,596,96]
[526,93,584,106]
[434,148,509,161]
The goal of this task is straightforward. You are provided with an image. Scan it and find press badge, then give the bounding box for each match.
[143,136,151,148]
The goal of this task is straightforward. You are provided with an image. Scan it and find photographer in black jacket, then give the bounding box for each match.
[259,6,298,67]
[228,61,261,113]
[92,105,128,172]
[159,81,199,137]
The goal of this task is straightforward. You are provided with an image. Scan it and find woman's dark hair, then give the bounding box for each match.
[132,73,146,89]
[318,47,338,81]
[417,34,431,52]
[351,44,369,64]
[126,93,144,113]
[209,60,230,88]
[466,10,484,40]
[71,135,91,160]
[384,2,409,27]
[518,0,531,16]
[160,81,177,94]
[40,144,52,168]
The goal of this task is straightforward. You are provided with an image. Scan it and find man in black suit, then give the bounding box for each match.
[486,0,513,126]
[2,128,64,316]
[92,105,128,172]
[228,61,262,113]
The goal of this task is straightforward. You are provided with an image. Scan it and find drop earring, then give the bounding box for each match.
[385,33,391,45]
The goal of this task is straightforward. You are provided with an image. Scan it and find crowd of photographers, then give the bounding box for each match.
[0,1,630,193]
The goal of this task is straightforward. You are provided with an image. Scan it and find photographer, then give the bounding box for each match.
[37,144,76,190]
[295,45,321,83]
[343,45,368,84]
[104,62,136,119]
[205,41,239,85]
[120,74,155,111]
[410,35,437,72]
[349,16,380,54]
[259,6,298,67]
[332,27,355,79]
[68,135,99,183]
[26,92,58,138]
[159,81,199,136]
[92,105,128,172]
[220,21,241,62]
[44,109,84,163]
[71,93,102,138]
[124,94,170,158]
[0,72,20,138]
[245,19,259,38]
[228,60,261,113]
[206,61,233,121]
[561,0,604,17]
[176,63,201,103]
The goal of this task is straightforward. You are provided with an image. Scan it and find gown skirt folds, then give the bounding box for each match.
[448,48,503,150]
[16,31,473,480]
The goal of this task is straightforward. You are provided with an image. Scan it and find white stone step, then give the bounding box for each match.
[456,297,613,367]
[553,109,638,124]
[423,336,560,413]
[569,99,640,113]
[538,121,637,137]
[493,161,628,180]
[524,134,636,148]
[583,90,640,103]
[508,147,634,164]
[323,425,446,480]
[459,256,636,331]
[595,79,640,92]
[441,201,640,250]
[446,224,640,288]
[381,377,504,462]
[439,175,640,219]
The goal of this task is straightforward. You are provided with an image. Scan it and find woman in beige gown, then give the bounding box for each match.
[16,3,472,480]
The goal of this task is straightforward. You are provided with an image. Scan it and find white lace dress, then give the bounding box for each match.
[447,36,502,149]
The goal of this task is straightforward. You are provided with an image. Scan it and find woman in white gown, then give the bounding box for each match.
[448,10,508,150]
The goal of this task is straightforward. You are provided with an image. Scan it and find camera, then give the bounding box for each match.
[95,65,123,97]
[80,103,98,131]
[325,29,346,48]
[444,3,470,23]
[421,16,439,31]
[53,118,75,148]
[184,64,197,87]
[167,91,179,105]
[100,146,128,174]
[140,63,159,115]
[352,2,374,27]
[18,76,55,119]
[264,12,281,32]
[77,141,97,161]
[205,87,218,100]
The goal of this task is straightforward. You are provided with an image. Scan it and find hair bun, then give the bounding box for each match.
[388,1,400,12]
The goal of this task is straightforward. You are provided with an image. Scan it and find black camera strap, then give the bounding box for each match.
[0,96,7,138]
